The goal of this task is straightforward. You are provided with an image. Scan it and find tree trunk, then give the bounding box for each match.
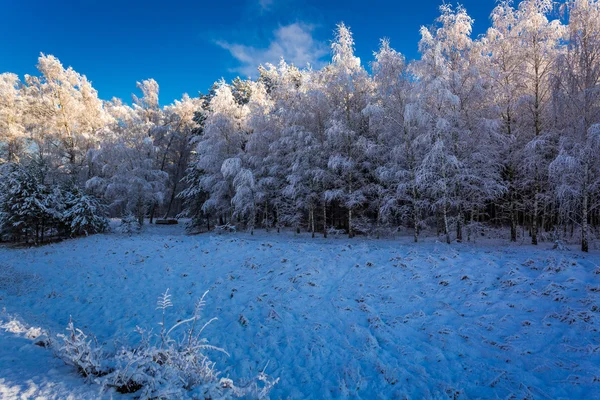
[164,184,178,219]
[137,197,145,226]
[532,190,538,245]
[509,169,517,242]
[582,169,589,252]
[323,202,328,238]
[348,207,353,239]
[443,203,450,244]
[413,211,419,243]
[264,202,269,231]
[412,185,419,243]
[310,205,315,238]
[467,210,474,242]
[510,199,517,242]
[531,59,541,245]
[149,203,156,224]
[541,204,546,233]
[456,207,463,243]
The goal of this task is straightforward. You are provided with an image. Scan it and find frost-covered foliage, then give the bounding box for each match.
[214,224,237,234]
[56,317,106,380]
[53,290,278,399]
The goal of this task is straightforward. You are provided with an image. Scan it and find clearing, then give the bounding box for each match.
[1,224,599,399]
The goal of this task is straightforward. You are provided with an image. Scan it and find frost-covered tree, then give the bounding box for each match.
[63,185,108,237]
[133,79,160,124]
[299,70,337,237]
[0,73,26,163]
[413,5,470,243]
[185,81,251,228]
[156,94,202,218]
[485,1,528,242]
[513,0,565,245]
[322,23,374,237]
[245,74,282,230]
[0,163,63,243]
[24,54,109,178]
[414,5,504,243]
[86,96,168,225]
[369,39,424,239]
[252,61,324,234]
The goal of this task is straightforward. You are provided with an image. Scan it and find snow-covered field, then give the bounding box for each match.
[1,224,600,399]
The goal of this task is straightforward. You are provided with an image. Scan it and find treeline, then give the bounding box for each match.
[1,0,599,250]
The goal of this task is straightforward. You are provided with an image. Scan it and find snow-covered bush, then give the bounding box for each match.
[327,226,346,236]
[56,317,106,380]
[116,213,142,234]
[367,225,398,239]
[553,240,570,251]
[54,290,278,399]
[214,224,237,234]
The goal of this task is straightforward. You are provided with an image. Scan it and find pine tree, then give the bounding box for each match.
[63,186,108,236]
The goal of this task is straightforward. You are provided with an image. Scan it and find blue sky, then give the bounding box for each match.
[1,0,504,104]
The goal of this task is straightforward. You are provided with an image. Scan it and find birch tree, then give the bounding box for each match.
[0,73,26,163]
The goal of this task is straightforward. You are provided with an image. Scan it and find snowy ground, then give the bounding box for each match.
[1,224,599,399]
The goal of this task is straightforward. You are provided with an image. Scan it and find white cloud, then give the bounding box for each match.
[258,0,274,12]
[217,23,328,77]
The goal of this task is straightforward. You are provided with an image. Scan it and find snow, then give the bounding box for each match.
[1,224,599,398]
[0,317,104,399]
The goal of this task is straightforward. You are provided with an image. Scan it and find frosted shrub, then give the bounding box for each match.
[54,290,278,399]
[56,317,106,380]
[101,290,227,396]
[368,225,398,238]
[327,226,346,236]
[117,213,142,234]
[214,224,237,234]
[553,240,569,251]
